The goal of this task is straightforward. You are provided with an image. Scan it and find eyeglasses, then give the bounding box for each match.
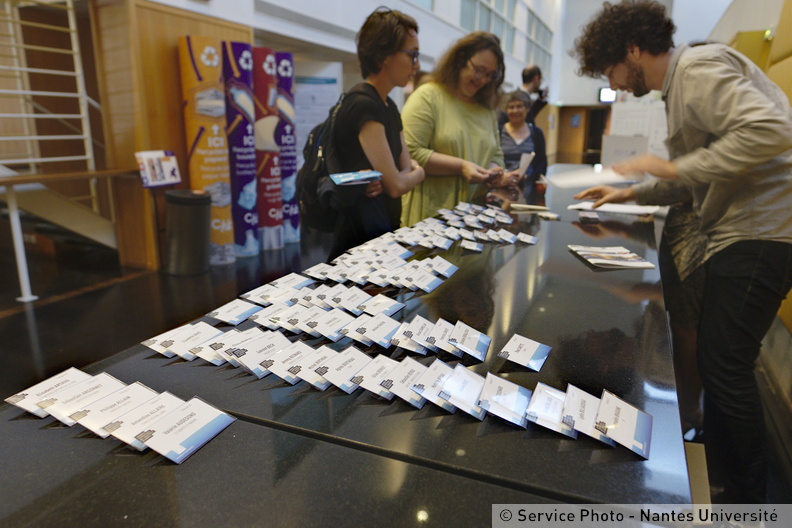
[399,49,420,65]
[468,59,500,82]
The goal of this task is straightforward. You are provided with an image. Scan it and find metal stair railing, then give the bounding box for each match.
[0,0,100,210]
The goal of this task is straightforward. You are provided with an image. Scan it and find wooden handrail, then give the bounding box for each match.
[0,168,138,186]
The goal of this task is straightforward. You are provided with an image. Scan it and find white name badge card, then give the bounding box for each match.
[75,382,158,438]
[266,341,317,385]
[318,283,347,309]
[5,367,92,418]
[288,305,329,337]
[304,284,333,310]
[525,382,578,439]
[408,268,444,293]
[390,322,427,355]
[352,354,398,400]
[429,256,459,278]
[359,294,405,318]
[442,226,461,240]
[312,308,356,342]
[497,334,552,372]
[464,215,483,229]
[237,330,292,378]
[196,327,257,366]
[486,229,503,242]
[430,234,453,250]
[400,315,436,353]
[458,228,476,241]
[495,214,513,225]
[317,345,372,394]
[448,321,491,362]
[39,372,127,426]
[477,214,495,225]
[361,312,402,349]
[140,397,235,464]
[438,364,486,420]
[424,318,462,356]
[477,373,531,428]
[333,285,371,316]
[561,384,616,446]
[268,304,304,334]
[517,232,538,245]
[270,272,315,290]
[497,229,518,244]
[239,283,278,305]
[166,321,225,361]
[141,326,187,358]
[460,240,483,252]
[340,313,374,346]
[104,391,185,451]
[302,262,334,280]
[382,356,428,409]
[206,298,263,326]
[293,345,336,390]
[222,327,271,367]
[473,230,489,242]
[595,390,653,459]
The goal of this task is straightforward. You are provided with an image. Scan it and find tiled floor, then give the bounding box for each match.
[0,228,789,504]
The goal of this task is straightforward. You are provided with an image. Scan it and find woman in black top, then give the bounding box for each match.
[327,7,425,260]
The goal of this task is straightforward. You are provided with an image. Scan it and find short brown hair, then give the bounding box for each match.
[433,31,505,110]
[572,0,675,78]
[357,7,418,79]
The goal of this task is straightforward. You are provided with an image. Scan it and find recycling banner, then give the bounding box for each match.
[274,52,300,243]
[222,41,259,257]
[178,35,235,265]
[253,47,283,250]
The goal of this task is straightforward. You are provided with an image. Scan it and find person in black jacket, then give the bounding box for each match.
[327,7,425,260]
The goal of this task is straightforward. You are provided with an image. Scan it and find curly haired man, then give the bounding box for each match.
[572,0,792,504]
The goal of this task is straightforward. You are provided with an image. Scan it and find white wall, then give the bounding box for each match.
[672,0,733,45]
[706,0,784,43]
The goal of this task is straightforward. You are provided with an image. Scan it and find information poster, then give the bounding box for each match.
[275,52,300,243]
[253,46,284,250]
[178,35,235,265]
[222,41,259,257]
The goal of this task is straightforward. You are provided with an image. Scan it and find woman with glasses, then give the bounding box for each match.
[500,90,547,200]
[400,31,509,226]
[327,7,425,260]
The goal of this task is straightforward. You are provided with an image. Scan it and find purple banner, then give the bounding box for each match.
[275,52,300,243]
[253,47,284,250]
[223,41,259,257]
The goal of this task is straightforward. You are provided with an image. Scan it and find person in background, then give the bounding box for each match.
[572,0,792,504]
[400,31,512,226]
[500,90,547,200]
[327,7,425,261]
[518,64,547,125]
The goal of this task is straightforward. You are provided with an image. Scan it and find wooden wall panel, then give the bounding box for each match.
[91,0,250,269]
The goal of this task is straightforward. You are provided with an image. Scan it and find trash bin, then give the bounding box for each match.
[164,189,211,275]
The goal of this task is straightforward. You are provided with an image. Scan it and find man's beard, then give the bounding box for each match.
[627,61,649,97]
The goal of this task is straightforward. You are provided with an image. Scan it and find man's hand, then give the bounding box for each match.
[612,154,678,180]
[574,185,635,208]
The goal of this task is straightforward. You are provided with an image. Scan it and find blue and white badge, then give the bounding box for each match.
[438,364,487,420]
[525,382,578,439]
[353,354,398,400]
[561,384,616,447]
[236,330,292,379]
[206,298,263,326]
[478,373,531,428]
[497,334,552,372]
[411,358,456,413]
[142,397,235,464]
[382,356,428,409]
[448,321,491,362]
[318,345,373,394]
[595,390,653,459]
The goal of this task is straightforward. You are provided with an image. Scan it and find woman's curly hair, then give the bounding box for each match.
[571,0,675,77]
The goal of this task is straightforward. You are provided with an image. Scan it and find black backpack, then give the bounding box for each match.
[296,94,345,232]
